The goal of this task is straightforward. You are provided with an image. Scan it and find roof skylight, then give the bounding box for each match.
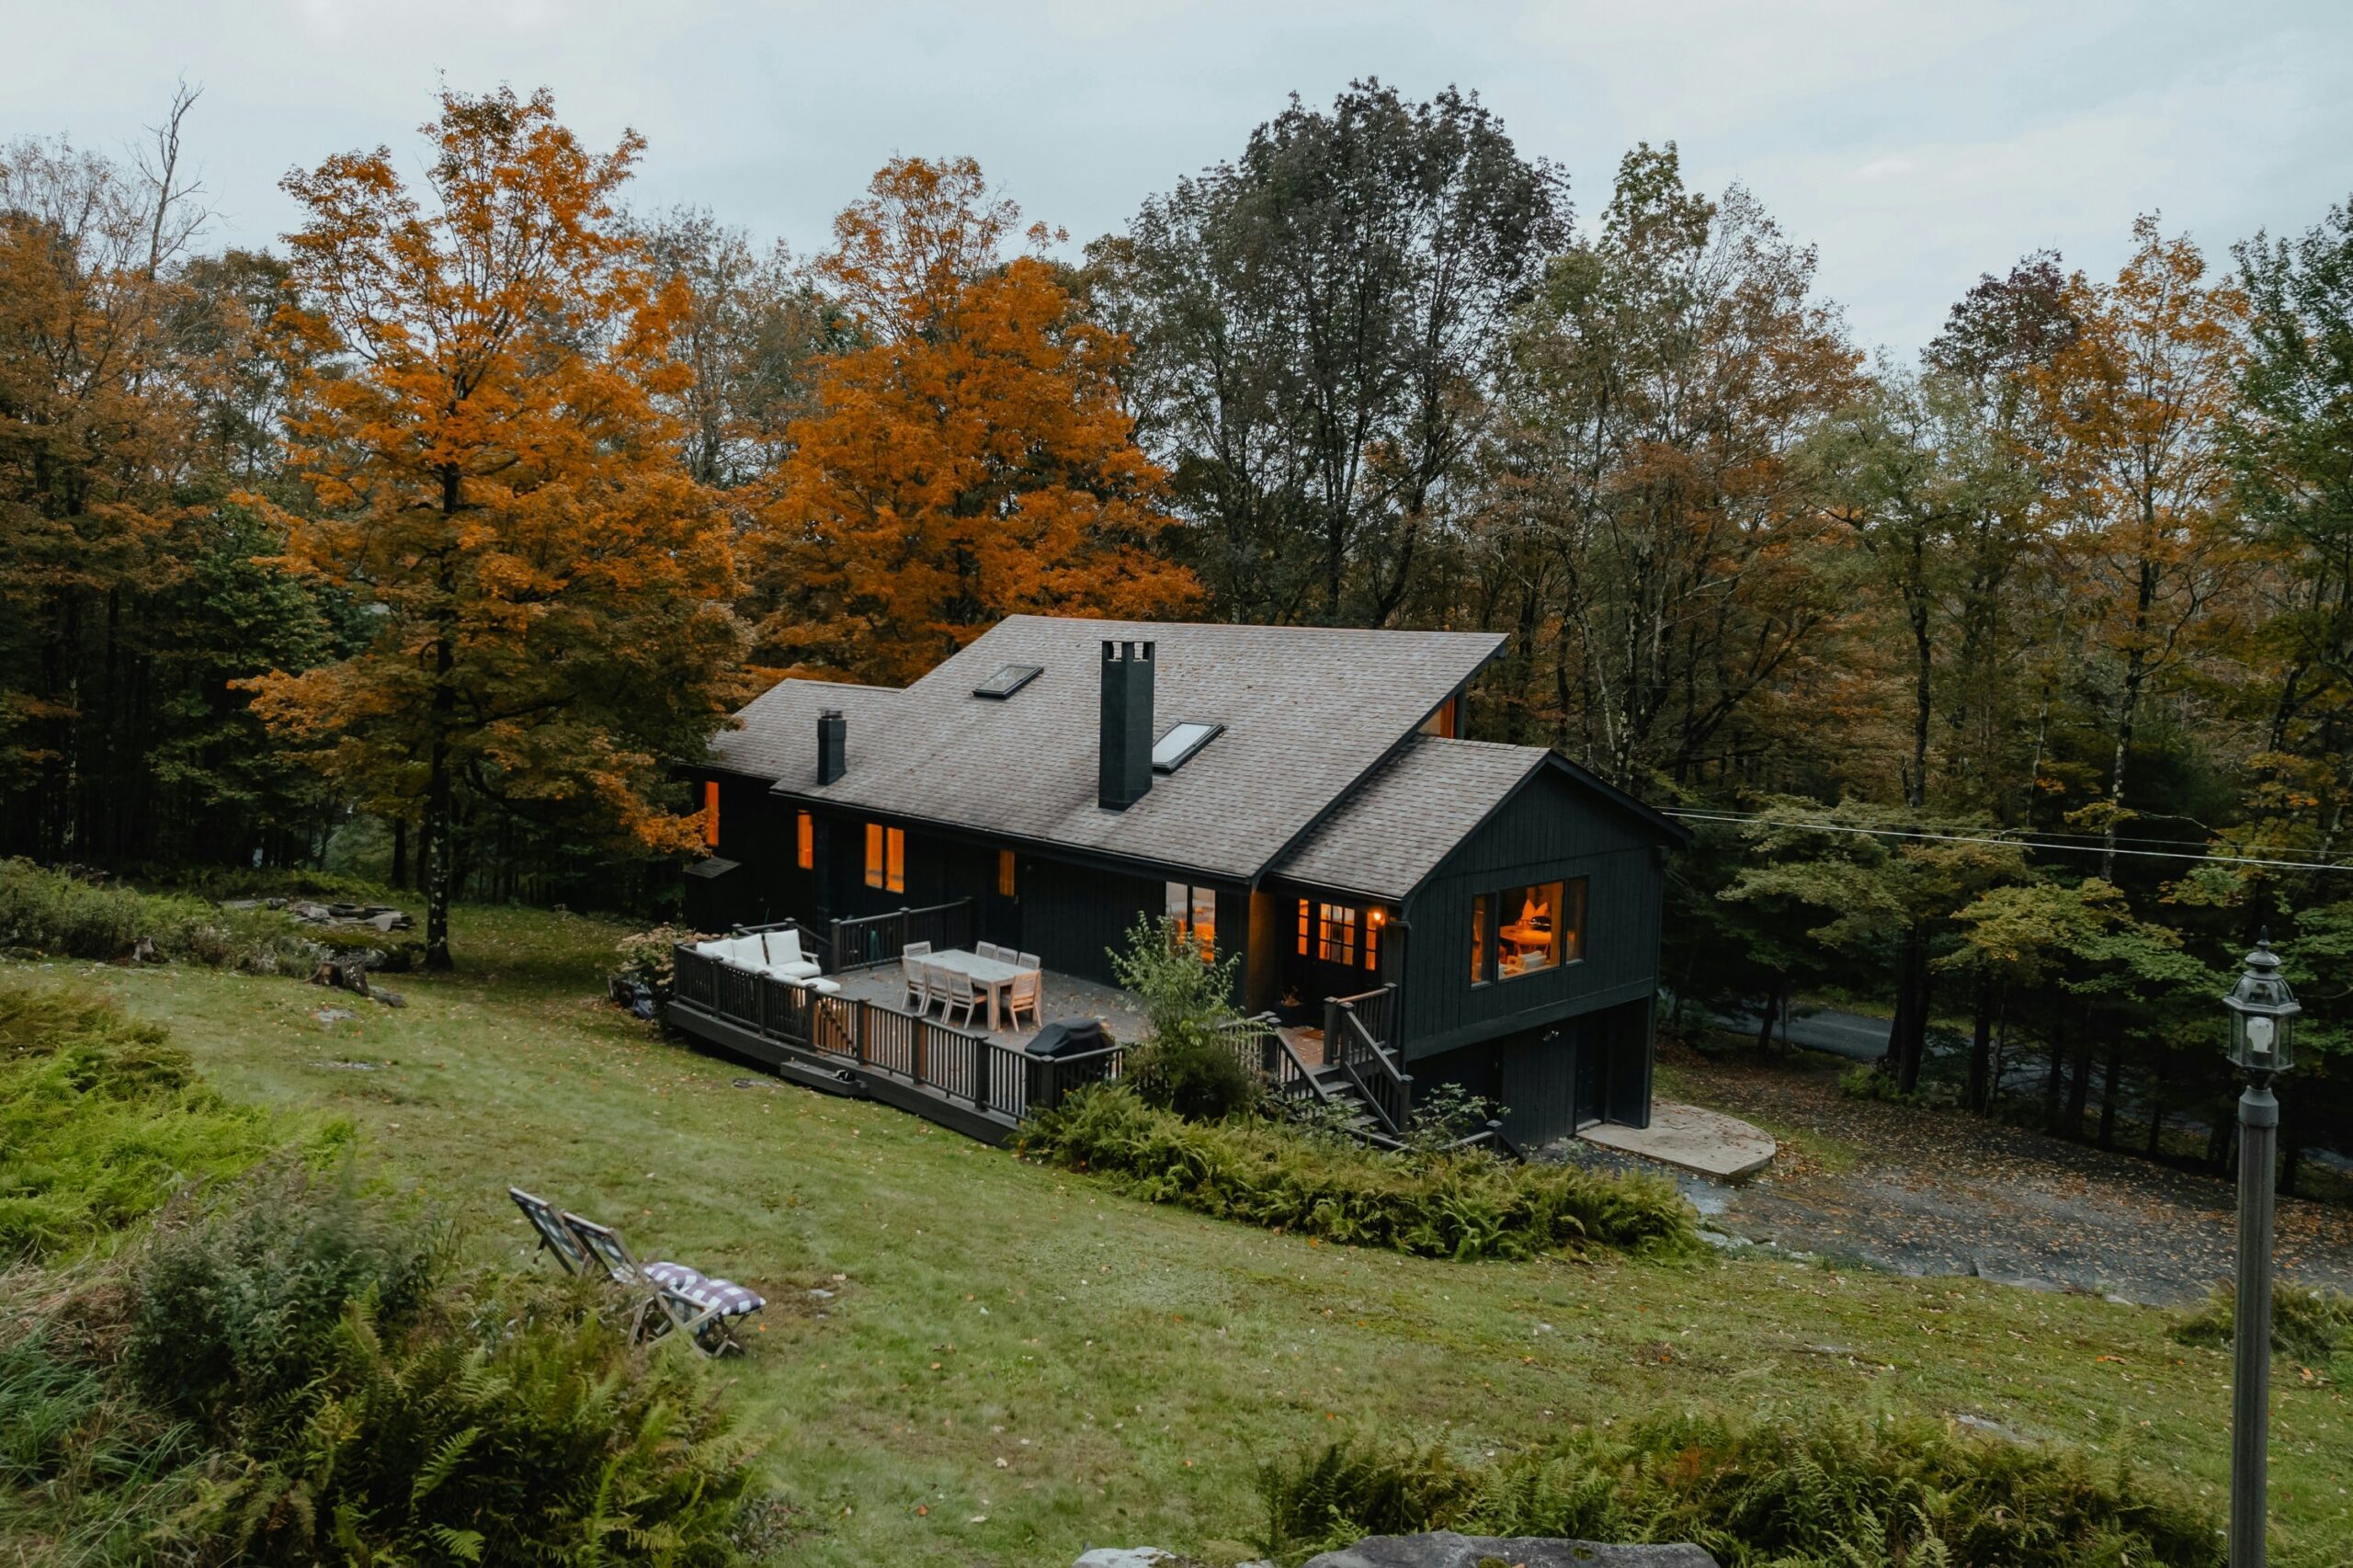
[1152,722,1222,773]
[972,663,1043,699]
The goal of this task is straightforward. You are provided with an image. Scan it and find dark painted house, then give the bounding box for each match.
[687,616,1689,1145]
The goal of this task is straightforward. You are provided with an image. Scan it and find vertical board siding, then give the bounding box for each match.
[1019,858,1162,983]
[1399,772,1665,1061]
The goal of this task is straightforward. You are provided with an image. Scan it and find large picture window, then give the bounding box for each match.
[795,811,813,870]
[1472,878,1586,983]
[864,823,904,892]
[702,780,721,848]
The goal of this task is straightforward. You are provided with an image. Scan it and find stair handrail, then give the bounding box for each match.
[1326,994,1412,1137]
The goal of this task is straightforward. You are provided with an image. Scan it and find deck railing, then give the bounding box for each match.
[669,943,1120,1125]
[1326,985,1411,1136]
[827,899,977,973]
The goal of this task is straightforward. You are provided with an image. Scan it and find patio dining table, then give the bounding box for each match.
[925,948,1031,1031]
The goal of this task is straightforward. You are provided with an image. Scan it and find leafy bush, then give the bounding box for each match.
[0,858,319,972]
[1023,1085,1697,1260]
[1259,1414,2219,1567]
[1109,914,1267,1121]
[4,1168,766,1565]
[616,922,707,995]
[126,1165,447,1429]
[2169,1281,2351,1362]
[1837,1063,1915,1104]
[0,981,313,1261]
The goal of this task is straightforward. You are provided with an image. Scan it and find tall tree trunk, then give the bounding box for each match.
[2041,1020,2068,1134]
[424,739,452,969]
[2096,1032,2124,1148]
[391,816,409,891]
[1754,980,1780,1055]
[2145,1085,2165,1156]
[2063,1029,2095,1140]
[1967,977,1995,1114]
[1893,929,1931,1096]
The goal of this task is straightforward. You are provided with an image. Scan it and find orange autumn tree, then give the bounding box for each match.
[2028,217,2250,881]
[249,87,740,968]
[754,157,1198,684]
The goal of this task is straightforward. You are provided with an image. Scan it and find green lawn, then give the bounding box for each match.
[29,906,2351,1566]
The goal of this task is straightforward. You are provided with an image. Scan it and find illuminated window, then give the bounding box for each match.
[1418,696,1460,738]
[998,849,1017,898]
[1165,881,1216,960]
[864,823,904,892]
[702,780,721,847]
[1366,907,1382,970]
[1475,878,1586,982]
[1296,898,1311,956]
[795,811,813,870]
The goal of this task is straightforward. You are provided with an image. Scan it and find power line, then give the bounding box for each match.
[1662,809,2350,873]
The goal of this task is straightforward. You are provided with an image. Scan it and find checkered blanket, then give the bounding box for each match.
[643,1260,766,1317]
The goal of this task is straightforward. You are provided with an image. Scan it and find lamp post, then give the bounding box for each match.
[2222,934,2300,1568]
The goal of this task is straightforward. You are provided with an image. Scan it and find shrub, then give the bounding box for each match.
[1023,1085,1697,1260]
[5,1168,766,1565]
[2169,1281,2351,1362]
[0,858,317,972]
[1259,1413,2220,1567]
[126,1164,447,1429]
[1109,914,1267,1121]
[1837,1062,1915,1103]
[0,982,309,1261]
[1126,1033,1263,1121]
[617,922,706,995]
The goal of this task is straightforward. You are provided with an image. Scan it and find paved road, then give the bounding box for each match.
[1710,1004,1894,1062]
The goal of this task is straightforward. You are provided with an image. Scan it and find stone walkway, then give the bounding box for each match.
[1578,1100,1778,1180]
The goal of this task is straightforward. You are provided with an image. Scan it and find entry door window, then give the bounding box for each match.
[1296,900,1380,973]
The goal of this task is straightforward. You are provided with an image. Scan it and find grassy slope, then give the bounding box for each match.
[26,906,2349,1567]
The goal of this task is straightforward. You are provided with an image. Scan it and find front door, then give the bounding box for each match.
[1286,897,1382,1017]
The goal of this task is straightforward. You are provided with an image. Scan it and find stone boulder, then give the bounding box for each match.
[1302,1531,1718,1568]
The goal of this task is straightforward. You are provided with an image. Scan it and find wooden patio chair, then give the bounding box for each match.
[901,943,933,1010]
[1017,950,1040,971]
[509,1187,592,1275]
[1005,968,1042,1031]
[975,941,1005,962]
[558,1210,765,1357]
[938,968,983,1029]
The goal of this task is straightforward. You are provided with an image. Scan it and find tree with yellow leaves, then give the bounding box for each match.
[2029,218,2249,881]
[753,157,1199,686]
[249,87,741,967]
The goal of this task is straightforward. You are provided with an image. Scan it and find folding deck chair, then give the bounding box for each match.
[562,1210,767,1357]
[509,1187,593,1274]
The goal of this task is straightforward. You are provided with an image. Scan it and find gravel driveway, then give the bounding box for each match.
[1560,1044,2353,1308]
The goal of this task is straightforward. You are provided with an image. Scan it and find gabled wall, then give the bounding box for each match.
[1396,767,1665,1062]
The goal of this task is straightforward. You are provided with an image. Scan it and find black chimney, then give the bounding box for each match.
[1098,640,1154,810]
[816,708,847,785]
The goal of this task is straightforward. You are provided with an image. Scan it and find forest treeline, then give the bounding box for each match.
[2,82,2347,1181]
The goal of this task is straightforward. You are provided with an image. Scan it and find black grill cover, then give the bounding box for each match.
[1027,1018,1108,1058]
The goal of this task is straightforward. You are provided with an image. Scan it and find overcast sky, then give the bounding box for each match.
[11,1,2349,354]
